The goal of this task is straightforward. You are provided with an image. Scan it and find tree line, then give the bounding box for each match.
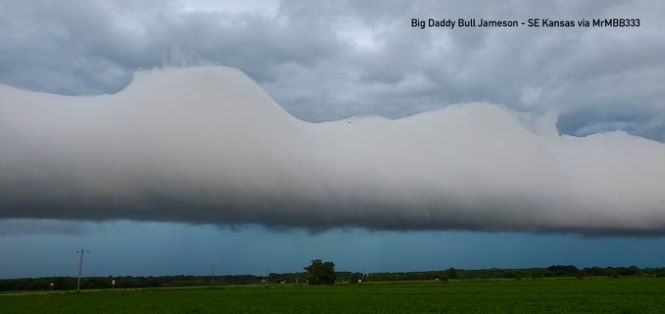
[1,264,662,292]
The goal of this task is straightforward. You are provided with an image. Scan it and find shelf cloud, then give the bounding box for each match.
[1,66,664,236]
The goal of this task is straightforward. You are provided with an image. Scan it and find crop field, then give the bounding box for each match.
[2,278,665,313]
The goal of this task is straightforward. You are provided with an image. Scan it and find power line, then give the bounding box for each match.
[76,249,89,291]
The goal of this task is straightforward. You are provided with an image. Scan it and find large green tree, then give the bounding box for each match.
[304,259,336,285]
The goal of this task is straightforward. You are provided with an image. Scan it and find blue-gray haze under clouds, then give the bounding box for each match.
[0,0,664,278]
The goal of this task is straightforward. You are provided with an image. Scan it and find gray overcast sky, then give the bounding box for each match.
[1,0,664,139]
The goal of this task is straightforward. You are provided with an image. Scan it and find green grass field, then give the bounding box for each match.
[2,278,665,313]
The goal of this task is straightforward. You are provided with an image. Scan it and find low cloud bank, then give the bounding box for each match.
[1,66,664,236]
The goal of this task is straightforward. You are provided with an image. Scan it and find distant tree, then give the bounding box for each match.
[304,259,336,285]
[504,270,521,279]
[445,268,459,280]
[575,272,585,279]
[622,266,640,276]
[349,273,362,284]
[607,269,620,279]
[546,265,579,277]
[530,270,545,280]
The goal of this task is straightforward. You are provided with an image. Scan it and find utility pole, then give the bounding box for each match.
[76,249,88,291]
[210,264,215,286]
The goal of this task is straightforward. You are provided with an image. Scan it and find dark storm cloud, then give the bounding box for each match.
[1,66,664,236]
[0,219,91,235]
[0,1,664,139]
